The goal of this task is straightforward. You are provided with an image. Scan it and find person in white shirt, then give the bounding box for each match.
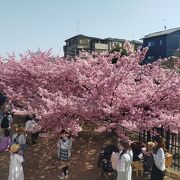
[115,139,132,180]
[151,135,165,180]
[12,126,26,151]
[8,144,24,180]
[25,115,41,144]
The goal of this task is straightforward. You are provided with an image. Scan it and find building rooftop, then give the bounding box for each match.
[130,40,143,45]
[65,34,104,41]
[105,37,125,42]
[143,27,180,39]
[65,34,142,44]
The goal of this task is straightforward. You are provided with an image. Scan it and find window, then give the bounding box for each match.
[148,56,155,61]
[66,41,72,46]
[73,39,77,45]
[160,40,162,45]
[100,40,107,44]
[79,39,90,45]
[148,41,155,47]
[114,42,119,47]
[114,42,122,47]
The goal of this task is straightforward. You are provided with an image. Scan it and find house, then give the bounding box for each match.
[104,37,125,51]
[63,34,142,58]
[142,27,180,64]
[63,34,108,58]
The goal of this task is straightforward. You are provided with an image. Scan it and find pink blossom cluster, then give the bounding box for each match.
[0,48,180,135]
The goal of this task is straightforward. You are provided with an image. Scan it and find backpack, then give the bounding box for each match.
[14,134,20,144]
[0,115,9,129]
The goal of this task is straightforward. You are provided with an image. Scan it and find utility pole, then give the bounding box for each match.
[162,19,167,30]
[76,20,80,34]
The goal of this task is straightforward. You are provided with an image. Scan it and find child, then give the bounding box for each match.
[12,125,26,151]
[57,129,72,179]
[8,144,24,180]
[0,129,11,152]
[143,142,155,177]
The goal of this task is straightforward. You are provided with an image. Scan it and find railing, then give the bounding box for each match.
[117,125,180,171]
[139,129,180,171]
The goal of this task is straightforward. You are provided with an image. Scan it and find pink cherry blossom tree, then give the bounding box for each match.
[0,46,180,136]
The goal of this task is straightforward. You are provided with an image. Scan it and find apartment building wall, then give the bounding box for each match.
[64,35,142,57]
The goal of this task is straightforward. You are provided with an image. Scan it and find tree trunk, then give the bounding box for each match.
[147,130,151,142]
[165,129,170,152]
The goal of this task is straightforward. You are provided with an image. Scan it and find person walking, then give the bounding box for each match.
[8,144,24,180]
[151,135,165,180]
[57,129,72,179]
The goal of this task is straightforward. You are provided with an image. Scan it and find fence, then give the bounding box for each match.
[139,128,180,171]
[118,126,180,171]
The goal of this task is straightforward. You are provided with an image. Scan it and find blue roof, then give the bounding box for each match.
[143,27,180,39]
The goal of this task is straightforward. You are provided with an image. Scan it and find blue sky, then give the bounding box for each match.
[0,0,180,57]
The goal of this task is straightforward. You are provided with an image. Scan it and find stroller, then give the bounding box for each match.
[142,154,154,179]
[98,144,119,180]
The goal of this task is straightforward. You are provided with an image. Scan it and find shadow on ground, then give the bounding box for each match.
[0,123,180,180]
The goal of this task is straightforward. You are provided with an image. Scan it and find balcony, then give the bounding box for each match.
[95,43,108,50]
[76,44,90,49]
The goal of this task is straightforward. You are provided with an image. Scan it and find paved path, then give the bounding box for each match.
[0,124,180,180]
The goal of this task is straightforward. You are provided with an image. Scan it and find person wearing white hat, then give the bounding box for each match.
[8,144,24,180]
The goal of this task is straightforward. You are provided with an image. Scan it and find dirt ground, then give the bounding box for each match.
[0,123,180,180]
